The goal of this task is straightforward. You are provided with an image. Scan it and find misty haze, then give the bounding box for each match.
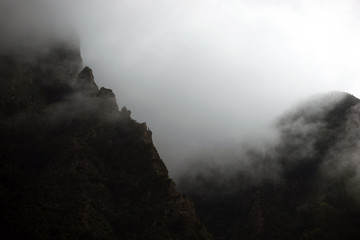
[1,0,360,239]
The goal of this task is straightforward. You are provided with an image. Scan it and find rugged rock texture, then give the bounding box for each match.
[76,66,99,95]
[0,41,212,240]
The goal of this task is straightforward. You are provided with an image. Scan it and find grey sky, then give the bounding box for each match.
[2,0,360,177]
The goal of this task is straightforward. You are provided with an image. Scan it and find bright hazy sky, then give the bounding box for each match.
[2,0,360,176]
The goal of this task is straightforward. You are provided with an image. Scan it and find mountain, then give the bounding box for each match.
[3,36,360,240]
[0,41,212,240]
[179,92,360,240]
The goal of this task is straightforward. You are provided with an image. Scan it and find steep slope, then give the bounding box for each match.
[0,42,212,240]
[179,93,360,240]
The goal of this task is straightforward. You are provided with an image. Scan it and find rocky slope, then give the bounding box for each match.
[0,41,212,239]
[179,93,360,240]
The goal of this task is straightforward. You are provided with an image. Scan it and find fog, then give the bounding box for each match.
[178,92,351,195]
[2,0,360,177]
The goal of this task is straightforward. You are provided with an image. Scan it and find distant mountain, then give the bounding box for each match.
[0,41,212,240]
[179,92,360,240]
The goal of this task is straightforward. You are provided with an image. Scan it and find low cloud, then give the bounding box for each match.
[178,92,352,195]
[2,0,360,179]
[321,102,360,199]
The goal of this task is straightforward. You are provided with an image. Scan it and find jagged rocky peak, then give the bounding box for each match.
[0,39,213,239]
[120,106,131,119]
[98,87,115,98]
[73,67,119,114]
[76,66,99,94]
[96,87,119,114]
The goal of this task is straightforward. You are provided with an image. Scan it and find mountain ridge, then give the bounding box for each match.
[178,92,360,240]
[0,41,212,240]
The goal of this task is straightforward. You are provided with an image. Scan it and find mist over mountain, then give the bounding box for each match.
[178,92,360,239]
[0,38,212,239]
[4,0,360,176]
[3,0,360,239]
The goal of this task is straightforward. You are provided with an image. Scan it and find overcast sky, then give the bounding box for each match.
[3,0,360,176]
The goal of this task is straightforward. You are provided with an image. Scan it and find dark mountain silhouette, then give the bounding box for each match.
[179,92,360,240]
[2,34,360,240]
[0,41,212,240]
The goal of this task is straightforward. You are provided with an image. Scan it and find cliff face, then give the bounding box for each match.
[0,42,212,240]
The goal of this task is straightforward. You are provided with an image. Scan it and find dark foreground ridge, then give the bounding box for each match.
[0,42,212,239]
[179,92,360,240]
